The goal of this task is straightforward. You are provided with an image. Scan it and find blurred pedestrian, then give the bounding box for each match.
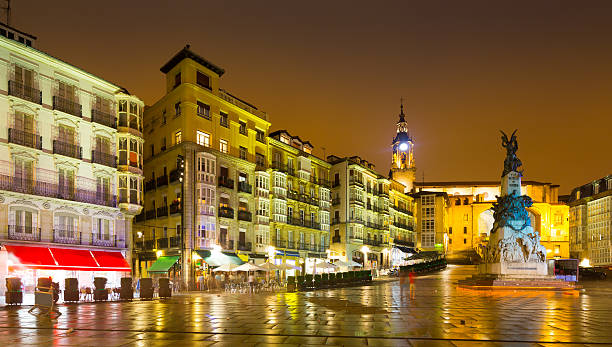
[399,270,408,297]
[248,272,255,293]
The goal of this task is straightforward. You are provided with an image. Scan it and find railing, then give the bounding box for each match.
[218,176,234,189]
[274,239,286,248]
[91,109,116,128]
[92,150,116,168]
[237,210,252,221]
[143,239,155,250]
[331,218,341,225]
[156,205,168,218]
[393,222,413,231]
[145,209,156,220]
[0,174,116,207]
[351,198,364,206]
[53,229,80,244]
[9,80,42,104]
[379,191,389,198]
[363,238,383,247]
[286,217,321,230]
[53,140,82,159]
[393,206,413,216]
[256,133,265,143]
[8,128,42,150]
[366,221,383,230]
[218,89,267,121]
[318,179,331,188]
[157,237,169,249]
[349,177,364,186]
[92,234,116,247]
[156,175,168,187]
[53,96,82,117]
[170,236,181,248]
[170,202,182,214]
[219,206,234,219]
[135,212,145,222]
[332,235,341,243]
[169,169,180,183]
[393,238,414,247]
[8,225,41,241]
[145,179,156,192]
[237,242,252,251]
[271,161,287,173]
[238,181,252,194]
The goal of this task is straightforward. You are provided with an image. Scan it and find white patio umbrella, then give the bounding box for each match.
[277,263,301,271]
[316,261,338,273]
[212,263,240,272]
[233,262,267,272]
[259,261,281,271]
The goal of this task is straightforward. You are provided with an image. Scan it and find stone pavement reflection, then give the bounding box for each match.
[1,265,612,346]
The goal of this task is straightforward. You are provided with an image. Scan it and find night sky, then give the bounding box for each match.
[11,1,612,193]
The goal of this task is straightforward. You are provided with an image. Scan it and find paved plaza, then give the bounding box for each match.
[2,265,612,346]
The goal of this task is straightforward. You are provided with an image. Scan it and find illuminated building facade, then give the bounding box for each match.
[411,191,449,253]
[0,23,142,293]
[133,46,270,287]
[390,103,416,192]
[415,181,569,260]
[266,130,331,271]
[568,175,612,266]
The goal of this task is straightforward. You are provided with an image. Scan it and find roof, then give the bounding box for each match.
[269,130,313,147]
[0,22,37,40]
[415,180,554,187]
[160,45,225,76]
[568,174,612,203]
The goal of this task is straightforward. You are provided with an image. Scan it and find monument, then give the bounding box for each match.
[460,130,574,289]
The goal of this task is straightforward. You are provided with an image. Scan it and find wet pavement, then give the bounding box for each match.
[2,265,612,346]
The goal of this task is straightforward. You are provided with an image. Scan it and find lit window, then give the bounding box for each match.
[197,131,210,147]
[174,131,182,145]
[239,121,247,135]
[280,136,290,144]
[239,146,247,160]
[220,139,228,154]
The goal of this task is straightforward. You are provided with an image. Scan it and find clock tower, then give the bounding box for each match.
[390,102,416,192]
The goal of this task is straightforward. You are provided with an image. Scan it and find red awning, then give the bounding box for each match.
[5,245,57,270]
[51,247,99,271]
[5,244,130,272]
[91,250,131,272]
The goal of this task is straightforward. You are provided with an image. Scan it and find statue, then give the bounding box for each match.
[500,130,522,177]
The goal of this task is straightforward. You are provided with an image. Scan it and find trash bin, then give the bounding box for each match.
[120,277,133,300]
[158,278,171,298]
[64,278,79,302]
[93,277,108,301]
[6,277,23,305]
[139,278,153,300]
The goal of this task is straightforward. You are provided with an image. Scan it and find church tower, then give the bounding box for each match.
[390,101,416,192]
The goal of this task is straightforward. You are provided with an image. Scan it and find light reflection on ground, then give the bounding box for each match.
[1,264,611,345]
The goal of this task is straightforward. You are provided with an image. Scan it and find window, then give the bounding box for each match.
[280,135,290,145]
[174,73,181,88]
[463,227,467,234]
[463,238,467,244]
[93,218,112,240]
[449,227,452,235]
[239,146,247,160]
[220,139,228,153]
[256,129,265,143]
[197,101,210,119]
[197,131,210,147]
[119,138,128,165]
[161,109,166,125]
[174,131,182,145]
[161,137,166,151]
[196,71,210,89]
[174,102,181,116]
[130,177,139,204]
[239,121,247,135]
[220,112,228,127]
[256,153,265,168]
[11,207,37,234]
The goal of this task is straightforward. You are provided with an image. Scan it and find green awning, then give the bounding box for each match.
[195,250,244,267]
[147,256,179,273]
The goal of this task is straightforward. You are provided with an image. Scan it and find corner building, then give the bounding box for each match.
[0,23,143,293]
[133,46,270,288]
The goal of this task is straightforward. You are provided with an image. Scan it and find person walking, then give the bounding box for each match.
[408,269,416,299]
[248,272,255,294]
[399,269,408,297]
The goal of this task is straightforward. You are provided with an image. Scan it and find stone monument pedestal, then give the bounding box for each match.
[479,261,548,277]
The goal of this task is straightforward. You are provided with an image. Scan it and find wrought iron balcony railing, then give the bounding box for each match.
[9,80,42,104]
[53,229,80,244]
[53,140,82,159]
[92,150,116,168]
[91,109,117,128]
[8,225,41,241]
[53,96,82,117]
[8,128,42,150]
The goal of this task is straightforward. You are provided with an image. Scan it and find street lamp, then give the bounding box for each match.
[361,245,370,269]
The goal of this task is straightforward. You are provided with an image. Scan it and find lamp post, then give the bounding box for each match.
[361,245,370,270]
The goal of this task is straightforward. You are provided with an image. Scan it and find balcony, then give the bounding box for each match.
[53,96,82,117]
[8,225,41,241]
[53,140,82,159]
[91,109,117,129]
[169,169,180,183]
[156,205,168,218]
[156,175,168,188]
[170,236,181,248]
[331,218,341,225]
[237,242,252,251]
[393,222,413,231]
[393,238,415,247]
[8,128,42,150]
[145,209,156,220]
[349,177,364,187]
[273,239,285,248]
[145,179,156,192]
[350,198,364,206]
[271,161,288,173]
[92,150,116,168]
[170,202,182,215]
[363,238,383,247]
[218,176,234,189]
[237,210,252,222]
[157,237,169,249]
[332,235,341,244]
[238,181,252,194]
[379,191,389,198]
[219,206,234,219]
[366,221,383,230]
[92,234,116,247]
[318,179,331,188]
[135,212,145,222]
[9,80,42,104]
[53,229,80,245]
[297,242,309,251]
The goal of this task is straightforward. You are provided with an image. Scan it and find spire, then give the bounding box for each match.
[398,98,406,123]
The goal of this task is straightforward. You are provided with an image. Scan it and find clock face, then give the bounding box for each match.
[399,143,408,151]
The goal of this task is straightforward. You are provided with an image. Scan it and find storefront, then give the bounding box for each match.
[1,244,130,293]
[391,245,416,267]
[272,250,301,279]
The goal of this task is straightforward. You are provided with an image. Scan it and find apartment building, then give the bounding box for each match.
[133,46,271,288]
[0,22,143,294]
[568,175,612,265]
